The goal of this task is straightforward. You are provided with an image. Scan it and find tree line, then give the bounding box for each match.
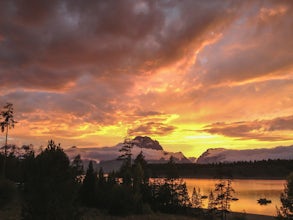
[148,159,293,179]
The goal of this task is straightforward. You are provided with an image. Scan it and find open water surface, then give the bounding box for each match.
[184,178,286,216]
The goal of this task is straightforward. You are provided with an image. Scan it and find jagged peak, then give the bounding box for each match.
[132,136,163,151]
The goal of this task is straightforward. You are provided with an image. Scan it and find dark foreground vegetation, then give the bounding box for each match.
[0,139,232,220]
[0,139,293,220]
[148,159,293,179]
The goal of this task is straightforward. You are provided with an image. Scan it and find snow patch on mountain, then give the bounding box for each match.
[197,145,293,164]
[65,136,190,164]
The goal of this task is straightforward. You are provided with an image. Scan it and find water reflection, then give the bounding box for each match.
[184,178,285,216]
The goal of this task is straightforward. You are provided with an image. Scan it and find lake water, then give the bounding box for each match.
[184,178,286,216]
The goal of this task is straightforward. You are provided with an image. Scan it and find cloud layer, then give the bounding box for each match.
[0,0,293,156]
[202,115,293,141]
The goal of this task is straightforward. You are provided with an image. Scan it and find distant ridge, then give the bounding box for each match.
[197,145,293,164]
[65,136,191,171]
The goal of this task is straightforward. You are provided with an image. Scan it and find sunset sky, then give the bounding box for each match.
[1,0,293,157]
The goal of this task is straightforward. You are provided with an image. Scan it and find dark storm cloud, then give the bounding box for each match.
[0,90,89,118]
[0,0,240,90]
[0,0,245,134]
[202,115,293,141]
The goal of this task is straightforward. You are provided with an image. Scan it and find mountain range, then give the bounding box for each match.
[65,136,293,170]
[197,145,293,164]
[65,136,190,171]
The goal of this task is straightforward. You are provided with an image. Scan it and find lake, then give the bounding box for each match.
[184,178,286,216]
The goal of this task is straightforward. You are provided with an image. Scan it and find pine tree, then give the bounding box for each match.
[80,161,97,207]
[166,156,179,179]
[71,154,83,183]
[98,167,106,187]
[0,103,17,178]
[214,179,235,220]
[177,180,191,208]
[277,172,293,219]
[118,138,134,186]
[208,190,216,211]
[22,140,78,220]
[118,138,134,166]
[192,187,202,208]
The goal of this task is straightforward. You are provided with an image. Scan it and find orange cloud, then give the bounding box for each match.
[202,115,293,141]
[0,0,293,157]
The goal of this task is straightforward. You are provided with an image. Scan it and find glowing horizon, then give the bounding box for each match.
[1,1,293,157]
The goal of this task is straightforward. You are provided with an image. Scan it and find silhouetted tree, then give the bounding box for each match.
[208,190,216,211]
[19,145,35,185]
[118,138,134,185]
[95,167,108,209]
[192,187,203,208]
[133,151,149,190]
[214,179,235,220]
[277,172,293,219]
[79,161,97,207]
[5,145,19,181]
[131,152,153,213]
[71,154,84,183]
[98,167,106,187]
[151,157,190,213]
[118,138,134,164]
[133,162,143,192]
[107,170,117,186]
[166,156,179,179]
[1,103,17,177]
[134,151,149,184]
[177,180,191,208]
[108,184,134,215]
[22,140,79,220]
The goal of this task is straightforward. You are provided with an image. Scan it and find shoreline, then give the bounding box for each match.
[151,175,286,180]
[229,211,275,220]
[180,176,286,180]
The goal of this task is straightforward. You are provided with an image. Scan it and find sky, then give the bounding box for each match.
[0,0,293,157]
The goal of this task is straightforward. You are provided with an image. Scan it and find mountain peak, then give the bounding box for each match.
[132,136,163,151]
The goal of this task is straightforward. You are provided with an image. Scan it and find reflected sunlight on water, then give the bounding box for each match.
[184,178,285,216]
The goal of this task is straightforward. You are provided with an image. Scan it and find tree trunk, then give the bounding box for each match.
[2,126,8,178]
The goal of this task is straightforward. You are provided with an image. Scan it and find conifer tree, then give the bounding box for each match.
[80,161,97,207]
[71,154,83,183]
[177,181,191,208]
[192,187,203,208]
[277,172,293,219]
[214,179,235,220]
[118,138,134,165]
[134,151,148,184]
[208,190,216,211]
[118,138,134,185]
[1,103,17,177]
[98,167,106,187]
[22,140,78,220]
